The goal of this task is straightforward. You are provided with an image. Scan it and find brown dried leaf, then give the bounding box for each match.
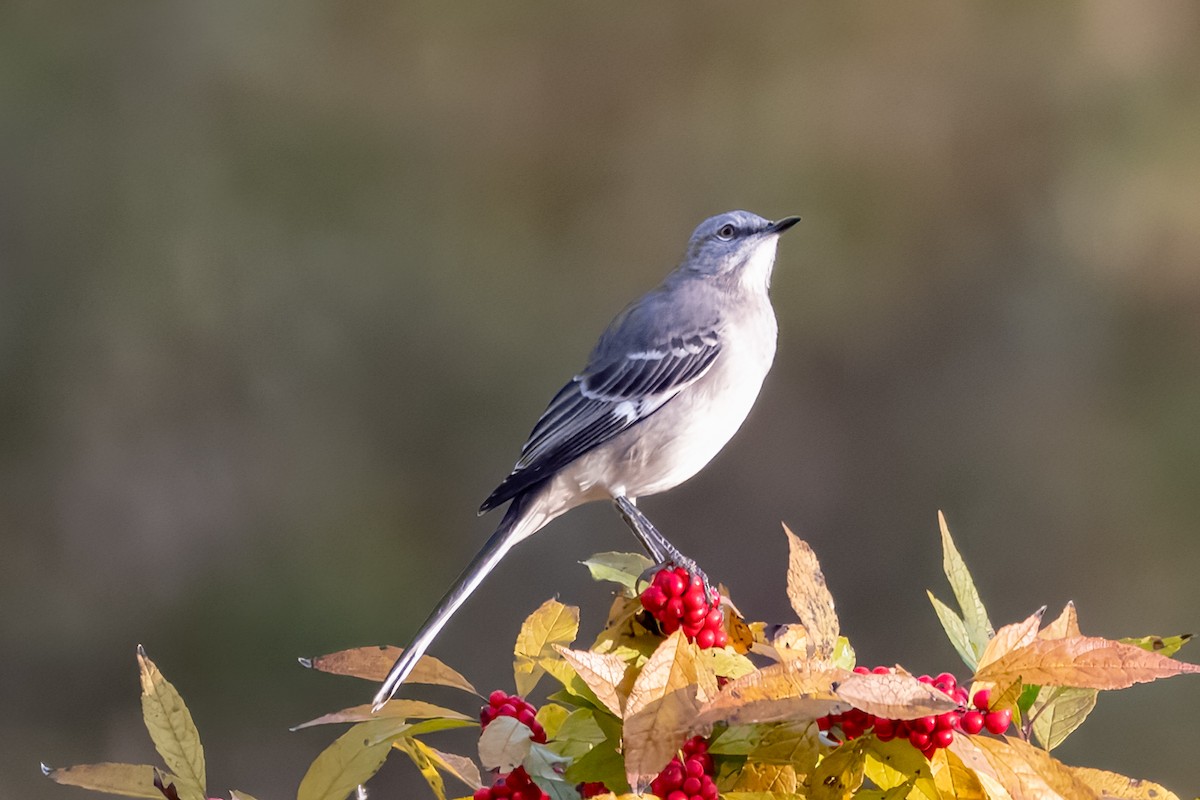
[834,672,958,720]
[514,599,580,695]
[291,699,474,730]
[554,646,631,718]
[1069,766,1181,800]
[622,631,716,787]
[783,524,839,658]
[972,735,1099,799]
[696,660,847,726]
[137,647,206,800]
[974,636,1200,690]
[976,608,1045,672]
[1039,602,1081,641]
[419,743,483,791]
[302,646,477,694]
[42,763,168,799]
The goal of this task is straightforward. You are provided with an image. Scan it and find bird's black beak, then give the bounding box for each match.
[767,216,801,234]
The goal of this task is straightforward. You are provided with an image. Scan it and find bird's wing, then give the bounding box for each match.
[479,328,721,512]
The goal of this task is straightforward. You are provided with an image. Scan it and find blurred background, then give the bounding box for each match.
[3,3,1199,797]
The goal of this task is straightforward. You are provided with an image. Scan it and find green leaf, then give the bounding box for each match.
[137,647,206,800]
[42,762,170,799]
[546,708,606,759]
[534,703,571,740]
[580,552,654,595]
[562,735,628,793]
[937,512,993,665]
[830,636,857,671]
[523,743,577,800]
[1121,634,1192,658]
[1029,686,1099,750]
[297,718,403,800]
[1016,683,1042,717]
[927,591,977,671]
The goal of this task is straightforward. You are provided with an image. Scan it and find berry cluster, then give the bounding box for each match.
[472,766,548,800]
[577,782,610,798]
[480,690,547,744]
[816,668,1013,759]
[649,736,719,800]
[639,567,727,649]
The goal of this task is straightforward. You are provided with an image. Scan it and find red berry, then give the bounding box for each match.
[917,674,933,684]
[984,709,1012,735]
[578,783,608,798]
[909,730,931,749]
[936,712,960,730]
[912,716,936,735]
[853,665,869,675]
[874,718,895,741]
[664,571,686,596]
[695,628,716,649]
[816,716,831,731]
[961,710,985,735]
[872,665,891,675]
[934,672,958,692]
[972,689,991,711]
[933,728,955,749]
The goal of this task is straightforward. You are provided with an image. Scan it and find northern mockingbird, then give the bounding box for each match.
[373,210,800,709]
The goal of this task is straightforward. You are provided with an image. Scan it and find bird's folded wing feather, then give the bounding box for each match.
[479,330,721,512]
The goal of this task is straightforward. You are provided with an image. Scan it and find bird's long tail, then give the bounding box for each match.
[372,490,545,710]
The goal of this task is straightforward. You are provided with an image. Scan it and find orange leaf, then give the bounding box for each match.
[1038,602,1081,641]
[301,646,477,694]
[974,636,1200,690]
[976,608,1045,672]
[782,524,839,658]
[834,672,958,720]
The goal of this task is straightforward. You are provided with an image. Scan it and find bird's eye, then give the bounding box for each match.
[716,224,736,240]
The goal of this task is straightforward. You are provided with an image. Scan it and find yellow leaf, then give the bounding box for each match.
[976,608,1045,672]
[478,715,534,773]
[726,761,800,793]
[582,551,654,595]
[622,631,716,788]
[699,645,758,682]
[41,763,170,799]
[973,736,1099,798]
[862,738,937,799]
[137,647,206,800]
[931,747,987,800]
[554,646,631,718]
[534,703,571,740]
[938,512,994,666]
[1039,602,1081,641]
[834,672,958,720]
[291,699,474,730]
[1029,686,1098,751]
[783,524,839,658]
[697,660,847,726]
[809,740,867,800]
[395,737,446,800]
[230,791,260,800]
[301,646,477,694]
[1069,766,1182,800]
[297,718,400,800]
[514,599,580,695]
[928,590,977,672]
[974,635,1200,689]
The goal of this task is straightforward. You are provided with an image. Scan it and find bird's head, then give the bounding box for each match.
[683,210,801,291]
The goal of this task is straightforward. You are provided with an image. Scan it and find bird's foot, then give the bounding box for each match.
[612,496,714,599]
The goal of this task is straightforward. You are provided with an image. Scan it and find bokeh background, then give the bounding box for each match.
[4,3,1199,797]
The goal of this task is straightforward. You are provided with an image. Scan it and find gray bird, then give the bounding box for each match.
[373,210,800,709]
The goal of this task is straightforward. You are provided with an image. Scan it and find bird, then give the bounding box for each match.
[373,210,800,709]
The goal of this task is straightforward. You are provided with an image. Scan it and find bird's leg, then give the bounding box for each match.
[612,496,711,597]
